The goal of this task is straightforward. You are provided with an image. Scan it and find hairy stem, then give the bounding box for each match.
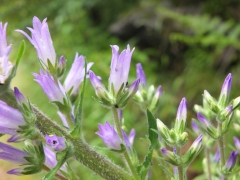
[218,123,227,180]
[176,147,184,180]
[205,147,212,180]
[111,107,140,180]
[0,89,133,180]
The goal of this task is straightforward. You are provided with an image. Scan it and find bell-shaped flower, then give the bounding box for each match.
[219,73,232,107]
[174,98,187,134]
[16,16,56,68]
[64,53,93,96]
[33,69,66,104]
[0,22,13,84]
[0,101,26,141]
[109,45,135,94]
[96,121,123,150]
[45,134,66,151]
[0,142,28,165]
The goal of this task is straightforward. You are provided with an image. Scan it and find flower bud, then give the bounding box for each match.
[203,90,220,114]
[222,151,238,175]
[161,148,180,166]
[182,134,203,167]
[218,73,232,108]
[174,98,187,134]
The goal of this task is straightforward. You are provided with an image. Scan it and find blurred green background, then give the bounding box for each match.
[1,0,240,179]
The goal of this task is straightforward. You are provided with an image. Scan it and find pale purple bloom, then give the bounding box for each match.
[89,70,106,98]
[64,53,93,95]
[7,168,23,175]
[57,111,69,127]
[0,142,28,164]
[153,86,163,100]
[234,137,240,151]
[14,87,27,107]
[136,63,146,86]
[224,151,238,171]
[96,121,122,150]
[109,45,135,93]
[0,22,13,84]
[219,73,232,103]
[33,69,66,103]
[126,79,140,98]
[45,134,66,151]
[16,16,56,67]
[0,100,25,130]
[161,148,173,158]
[43,146,67,172]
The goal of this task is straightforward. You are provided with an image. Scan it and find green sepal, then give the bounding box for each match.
[222,112,234,135]
[203,90,220,114]
[192,119,219,139]
[137,109,158,179]
[22,141,45,175]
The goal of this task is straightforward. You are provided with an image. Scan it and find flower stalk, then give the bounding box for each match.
[111,106,139,180]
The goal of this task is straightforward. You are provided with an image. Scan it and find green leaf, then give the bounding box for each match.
[15,40,26,68]
[137,109,158,179]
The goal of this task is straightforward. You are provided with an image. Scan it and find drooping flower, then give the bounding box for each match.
[0,142,28,164]
[0,100,25,129]
[96,121,122,150]
[16,16,56,68]
[109,45,135,94]
[64,53,93,95]
[45,134,66,151]
[43,146,67,172]
[0,22,13,84]
[33,69,66,104]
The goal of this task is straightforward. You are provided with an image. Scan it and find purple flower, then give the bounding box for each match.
[0,100,25,131]
[128,129,136,146]
[174,98,187,133]
[224,151,238,171]
[0,142,28,164]
[33,69,66,103]
[89,70,107,99]
[234,137,240,151]
[16,16,56,67]
[109,45,135,94]
[96,121,122,150]
[161,148,179,166]
[43,146,67,172]
[0,22,13,84]
[219,73,232,106]
[64,53,93,95]
[45,134,66,151]
[197,112,212,129]
[136,63,146,86]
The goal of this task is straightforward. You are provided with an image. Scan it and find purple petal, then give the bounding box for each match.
[136,63,146,86]
[45,134,66,151]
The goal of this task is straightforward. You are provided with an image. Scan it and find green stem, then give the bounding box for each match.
[111,107,140,180]
[218,123,227,180]
[205,147,212,180]
[176,147,184,180]
[0,89,133,180]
